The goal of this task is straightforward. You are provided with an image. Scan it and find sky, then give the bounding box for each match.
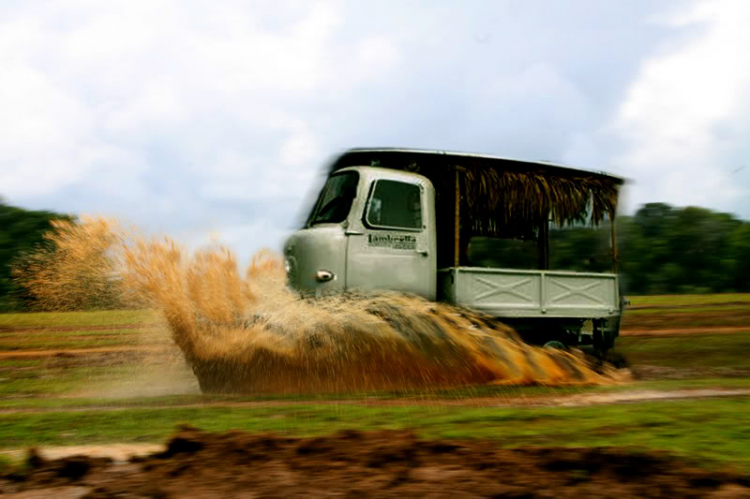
[1,0,749,263]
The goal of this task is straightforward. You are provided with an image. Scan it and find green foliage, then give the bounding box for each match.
[0,201,72,311]
[615,203,750,294]
[474,202,750,295]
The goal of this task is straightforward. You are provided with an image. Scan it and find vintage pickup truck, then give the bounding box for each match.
[284,148,625,354]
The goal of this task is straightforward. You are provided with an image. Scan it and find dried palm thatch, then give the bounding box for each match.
[331,149,622,238]
[454,165,620,234]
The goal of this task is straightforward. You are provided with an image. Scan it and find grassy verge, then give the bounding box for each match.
[0,310,157,328]
[627,293,750,307]
[621,293,750,330]
[0,329,154,338]
[615,332,750,369]
[0,365,157,397]
[625,305,750,315]
[0,378,749,412]
[0,398,748,470]
[0,338,168,351]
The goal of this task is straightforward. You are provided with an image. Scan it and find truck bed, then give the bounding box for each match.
[438,267,620,319]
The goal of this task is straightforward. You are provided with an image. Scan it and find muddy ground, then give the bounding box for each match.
[2,302,748,497]
[2,428,749,498]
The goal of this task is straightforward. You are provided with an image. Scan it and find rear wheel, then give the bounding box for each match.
[499,319,583,349]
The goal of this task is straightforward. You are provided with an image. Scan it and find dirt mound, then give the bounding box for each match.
[3,428,749,498]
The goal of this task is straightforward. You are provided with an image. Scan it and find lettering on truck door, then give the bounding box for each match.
[345,177,436,299]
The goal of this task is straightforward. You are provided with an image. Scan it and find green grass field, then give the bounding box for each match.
[616,332,750,368]
[1,293,749,471]
[0,309,156,328]
[1,399,749,471]
[621,292,750,330]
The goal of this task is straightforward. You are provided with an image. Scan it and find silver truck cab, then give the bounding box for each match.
[285,166,437,299]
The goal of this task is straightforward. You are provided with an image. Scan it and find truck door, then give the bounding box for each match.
[345,175,437,299]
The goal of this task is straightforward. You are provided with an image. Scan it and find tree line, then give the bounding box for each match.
[0,200,748,311]
[616,203,750,295]
[0,201,73,311]
[547,202,750,295]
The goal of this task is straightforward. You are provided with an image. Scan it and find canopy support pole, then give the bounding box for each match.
[454,167,460,267]
[538,214,549,270]
[610,214,618,273]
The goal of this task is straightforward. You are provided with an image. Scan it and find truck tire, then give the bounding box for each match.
[543,340,566,350]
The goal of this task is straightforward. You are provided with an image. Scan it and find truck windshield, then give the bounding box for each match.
[309,171,359,225]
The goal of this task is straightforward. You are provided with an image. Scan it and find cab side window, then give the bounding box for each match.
[365,180,422,230]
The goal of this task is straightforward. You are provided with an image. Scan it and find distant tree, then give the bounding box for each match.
[544,203,749,295]
[617,204,749,295]
[728,224,750,292]
[0,201,72,311]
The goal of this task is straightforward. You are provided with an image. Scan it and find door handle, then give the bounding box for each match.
[416,249,429,257]
[345,230,364,236]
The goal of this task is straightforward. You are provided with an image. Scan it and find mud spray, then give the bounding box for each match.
[16,217,617,395]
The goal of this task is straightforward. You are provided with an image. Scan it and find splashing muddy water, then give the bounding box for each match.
[16,217,613,394]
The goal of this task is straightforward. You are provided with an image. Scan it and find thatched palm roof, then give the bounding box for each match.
[331,148,623,234]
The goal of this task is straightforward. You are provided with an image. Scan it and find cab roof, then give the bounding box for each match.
[330,148,624,185]
[328,147,622,229]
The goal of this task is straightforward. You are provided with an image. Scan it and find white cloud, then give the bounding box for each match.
[0,63,132,197]
[0,1,394,225]
[176,218,290,265]
[2,0,749,263]
[356,37,400,73]
[607,0,750,213]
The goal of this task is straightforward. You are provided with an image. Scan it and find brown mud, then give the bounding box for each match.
[184,293,611,394]
[2,428,749,498]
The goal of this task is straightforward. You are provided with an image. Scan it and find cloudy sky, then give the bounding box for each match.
[2,0,749,262]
